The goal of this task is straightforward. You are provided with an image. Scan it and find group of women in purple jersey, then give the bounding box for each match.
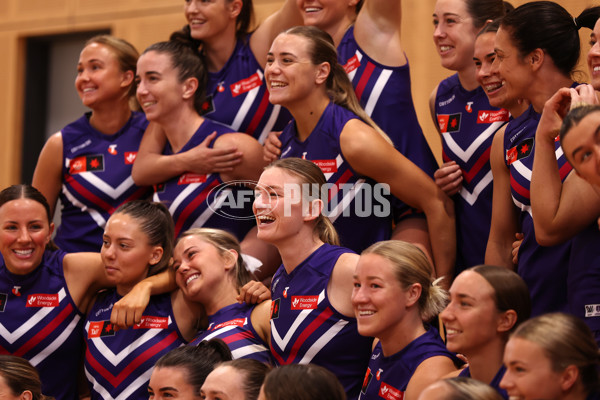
[1,0,600,399]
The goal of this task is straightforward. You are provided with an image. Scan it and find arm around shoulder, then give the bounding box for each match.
[405,355,458,400]
[217,133,268,182]
[32,132,64,217]
[328,252,359,319]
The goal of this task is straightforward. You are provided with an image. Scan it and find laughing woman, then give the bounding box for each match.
[252,157,373,400]
[264,26,455,282]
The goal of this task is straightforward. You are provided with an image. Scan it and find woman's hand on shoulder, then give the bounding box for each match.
[237,280,271,305]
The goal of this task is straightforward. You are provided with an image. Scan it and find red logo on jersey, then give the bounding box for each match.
[343,55,360,74]
[291,296,319,310]
[178,173,207,185]
[376,369,383,380]
[477,109,510,124]
[213,318,245,330]
[379,382,404,400]
[230,73,262,97]
[108,144,118,155]
[283,287,289,298]
[466,102,473,113]
[437,113,461,133]
[312,159,338,174]
[26,294,59,308]
[133,316,168,329]
[88,320,116,338]
[11,286,21,297]
[124,152,137,165]
[506,138,534,165]
[69,155,105,174]
[361,368,373,394]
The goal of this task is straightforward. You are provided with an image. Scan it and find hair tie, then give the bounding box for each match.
[573,16,580,30]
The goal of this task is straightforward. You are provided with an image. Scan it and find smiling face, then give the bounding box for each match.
[0,199,53,276]
[184,0,239,43]
[136,50,188,123]
[351,253,416,343]
[588,19,600,90]
[149,366,201,400]
[475,31,511,108]
[253,167,318,246]
[493,26,531,103]
[172,235,235,304]
[200,366,246,400]
[265,33,328,110]
[500,337,566,400]
[561,110,600,188]
[75,42,133,109]
[440,270,503,356]
[101,212,162,295]
[433,0,479,72]
[295,0,355,32]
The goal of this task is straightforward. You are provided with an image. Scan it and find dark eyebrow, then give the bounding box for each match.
[571,124,600,159]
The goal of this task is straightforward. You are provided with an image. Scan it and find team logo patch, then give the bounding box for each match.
[108,144,118,155]
[133,316,168,329]
[361,368,373,394]
[506,138,534,165]
[585,304,600,317]
[201,94,215,115]
[26,294,59,308]
[124,151,137,165]
[376,368,383,381]
[270,298,280,320]
[230,73,262,97]
[283,287,289,299]
[154,183,166,193]
[379,382,404,400]
[437,113,461,133]
[478,109,510,124]
[343,55,360,74]
[178,173,207,185]
[69,155,104,174]
[0,293,7,312]
[466,101,473,113]
[88,320,116,338]
[212,318,246,330]
[11,286,21,297]
[313,159,338,174]
[291,296,318,310]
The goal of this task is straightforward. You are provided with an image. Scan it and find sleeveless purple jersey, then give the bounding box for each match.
[278,103,393,253]
[153,119,255,240]
[503,104,571,316]
[0,250,83,400]
[191,302,272,363]
[84,291,185,400]
[203,36,291,143]
[57,111,151,252]
[435,74,509,272]
[269,243,373,400]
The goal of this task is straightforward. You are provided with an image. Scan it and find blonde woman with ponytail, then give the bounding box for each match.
[251,157,373,400]
[352,240,458,400]
[264,26,456,284]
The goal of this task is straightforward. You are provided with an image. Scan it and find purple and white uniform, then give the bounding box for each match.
[278,102,393,254]
[84,291,185,400]
[57,111,151,252]
[153,119,255,240]
[360,327,456,400]
[269,243,373,400]
[504,104,571,316]
[435,74,509,273]
[0,250,83,400]
[203,35,291,143]
[190,302,272,364]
